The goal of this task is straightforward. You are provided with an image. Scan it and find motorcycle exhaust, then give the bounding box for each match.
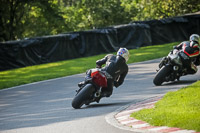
[95,90,101,98]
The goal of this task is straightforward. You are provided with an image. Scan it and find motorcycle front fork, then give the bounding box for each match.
[159,57,168,69]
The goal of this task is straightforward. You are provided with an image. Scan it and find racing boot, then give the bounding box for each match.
[185,63,198,75]
[191,63,198,74]
[76,81,86,94]
[78,81,85,88]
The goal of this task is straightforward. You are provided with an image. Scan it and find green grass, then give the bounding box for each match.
[131,81,200,132]
[0,42,177,89]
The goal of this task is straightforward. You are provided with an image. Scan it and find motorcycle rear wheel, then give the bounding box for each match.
[153,65,172,86]
[72,84,95,109]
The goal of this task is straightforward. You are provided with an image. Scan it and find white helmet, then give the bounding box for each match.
[190,34,200,44]
[117,48,130,62]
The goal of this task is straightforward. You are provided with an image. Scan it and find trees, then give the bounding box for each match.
[22,0,65,38]
[135,0,200,20]
[0,0,27,41]
[0,0,64,42]
[0,0,199,42]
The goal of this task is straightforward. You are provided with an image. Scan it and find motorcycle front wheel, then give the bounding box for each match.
[153,65,172,86]
[72,84,95,109]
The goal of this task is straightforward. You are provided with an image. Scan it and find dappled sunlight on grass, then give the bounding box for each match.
[0,42,179,89]
[131,81,200,131]
[127,42,176,64]
[134,52,154,56]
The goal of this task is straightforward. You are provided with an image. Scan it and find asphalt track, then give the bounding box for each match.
[0,58,199,133]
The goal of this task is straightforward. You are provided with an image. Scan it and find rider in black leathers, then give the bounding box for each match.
[78,48,129,99]
[158,34,200,76]
[173,34,200,74]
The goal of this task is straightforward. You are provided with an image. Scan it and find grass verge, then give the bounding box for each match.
[131,81,200,132]
[0,42,177,89]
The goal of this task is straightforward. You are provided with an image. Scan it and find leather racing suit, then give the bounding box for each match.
[174,41,200,74]
[82,54,128,97]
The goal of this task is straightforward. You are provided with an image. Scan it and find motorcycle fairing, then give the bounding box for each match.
[182,43,200,58]
[91,69,107,87]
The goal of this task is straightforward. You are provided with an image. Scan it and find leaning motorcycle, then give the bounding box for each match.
[153,49,190,86]
[71,68,112,109]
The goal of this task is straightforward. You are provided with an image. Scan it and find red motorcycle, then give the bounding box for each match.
[72,68,110,109]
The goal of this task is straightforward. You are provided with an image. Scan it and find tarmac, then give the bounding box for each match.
[106,96,199,133]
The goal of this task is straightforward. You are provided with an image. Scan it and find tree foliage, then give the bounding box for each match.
[0,0,199,42]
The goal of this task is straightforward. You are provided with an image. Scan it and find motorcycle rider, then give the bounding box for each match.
[174,34,200,74]
[78,48,129,101]
[167,34,200,74]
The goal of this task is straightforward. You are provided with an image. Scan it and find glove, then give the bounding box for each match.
[96,65,101,68]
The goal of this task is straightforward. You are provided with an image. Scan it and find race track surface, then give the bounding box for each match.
[0,59,199,133]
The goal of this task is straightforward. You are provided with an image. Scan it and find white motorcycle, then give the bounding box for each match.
[153,49,190,85]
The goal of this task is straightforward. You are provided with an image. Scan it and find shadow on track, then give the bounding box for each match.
[0,59,199,131]
[83,101,131,109]
[162,80,197,86]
